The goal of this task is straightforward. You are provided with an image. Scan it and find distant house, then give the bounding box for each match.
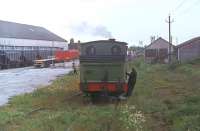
[177,37,200,62]
[135,49,145,57]
[127,46,144,60]
[68,38,80,50]
[144,37,175,63]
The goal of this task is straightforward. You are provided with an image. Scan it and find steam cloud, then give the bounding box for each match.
[70,22,112,38]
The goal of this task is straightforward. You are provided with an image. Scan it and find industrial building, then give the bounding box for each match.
[177,37,200,62]
[0,20,68,69]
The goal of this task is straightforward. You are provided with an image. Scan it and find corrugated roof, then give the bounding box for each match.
[145,37,174,49]
[177,36,200,48]
[0,20,67,42]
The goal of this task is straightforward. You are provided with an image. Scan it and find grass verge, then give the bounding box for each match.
[128,58,200,131]
[0,58,200,131]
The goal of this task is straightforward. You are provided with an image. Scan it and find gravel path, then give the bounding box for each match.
[0,61,79,106]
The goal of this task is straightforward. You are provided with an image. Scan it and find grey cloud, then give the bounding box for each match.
[70,22,112,38]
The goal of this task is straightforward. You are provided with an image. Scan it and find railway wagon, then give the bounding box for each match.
[80,39,129,96]
[0,45,61,69]
[34,49,80,68]
[55,49,79,62]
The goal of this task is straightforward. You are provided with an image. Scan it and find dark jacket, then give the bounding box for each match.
[126,69,137,85]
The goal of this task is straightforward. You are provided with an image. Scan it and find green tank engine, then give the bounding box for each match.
[80,39,128,96]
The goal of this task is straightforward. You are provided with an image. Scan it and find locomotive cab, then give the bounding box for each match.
[80,39,128,96]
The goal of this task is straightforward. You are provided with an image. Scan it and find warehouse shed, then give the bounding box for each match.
[0,20,68,69]
[177,37,200,62]
[0,20,67,48]
[145,37,175,63]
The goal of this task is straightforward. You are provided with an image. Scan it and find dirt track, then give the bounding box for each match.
[0,61,81,106]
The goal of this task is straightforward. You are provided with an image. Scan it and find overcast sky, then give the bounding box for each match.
[0,0,199,46]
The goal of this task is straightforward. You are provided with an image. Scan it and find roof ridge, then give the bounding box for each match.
[0,20,67,42]
[0,20,43,29]
[145,37,174,49]
[82,39,128,45]
[177,36,200,47]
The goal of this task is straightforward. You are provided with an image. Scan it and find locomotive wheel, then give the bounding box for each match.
[89,91,112,103]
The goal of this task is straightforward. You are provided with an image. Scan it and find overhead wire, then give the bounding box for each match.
[167,0,200,45]
[174,0,189,12]
[170,0,191,17]
[176,0,200,17]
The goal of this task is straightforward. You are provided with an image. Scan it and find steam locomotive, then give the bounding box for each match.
[80,39,129,98]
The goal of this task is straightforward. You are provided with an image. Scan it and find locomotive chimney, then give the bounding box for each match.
[109,38,116,42]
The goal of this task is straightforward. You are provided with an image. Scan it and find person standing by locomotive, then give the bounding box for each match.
[72,61,77,74]
[126,67,137,97]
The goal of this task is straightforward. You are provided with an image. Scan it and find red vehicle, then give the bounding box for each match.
[34,49,79,68]
[55,49,79,62]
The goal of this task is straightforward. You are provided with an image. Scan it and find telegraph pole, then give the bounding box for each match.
[166,14,174,64]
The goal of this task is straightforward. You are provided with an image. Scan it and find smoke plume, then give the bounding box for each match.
[70,22,112,38]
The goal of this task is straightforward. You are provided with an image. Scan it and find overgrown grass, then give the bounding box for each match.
[0,71,146,131]
[0,58,200,131]
[128,58,200,131]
